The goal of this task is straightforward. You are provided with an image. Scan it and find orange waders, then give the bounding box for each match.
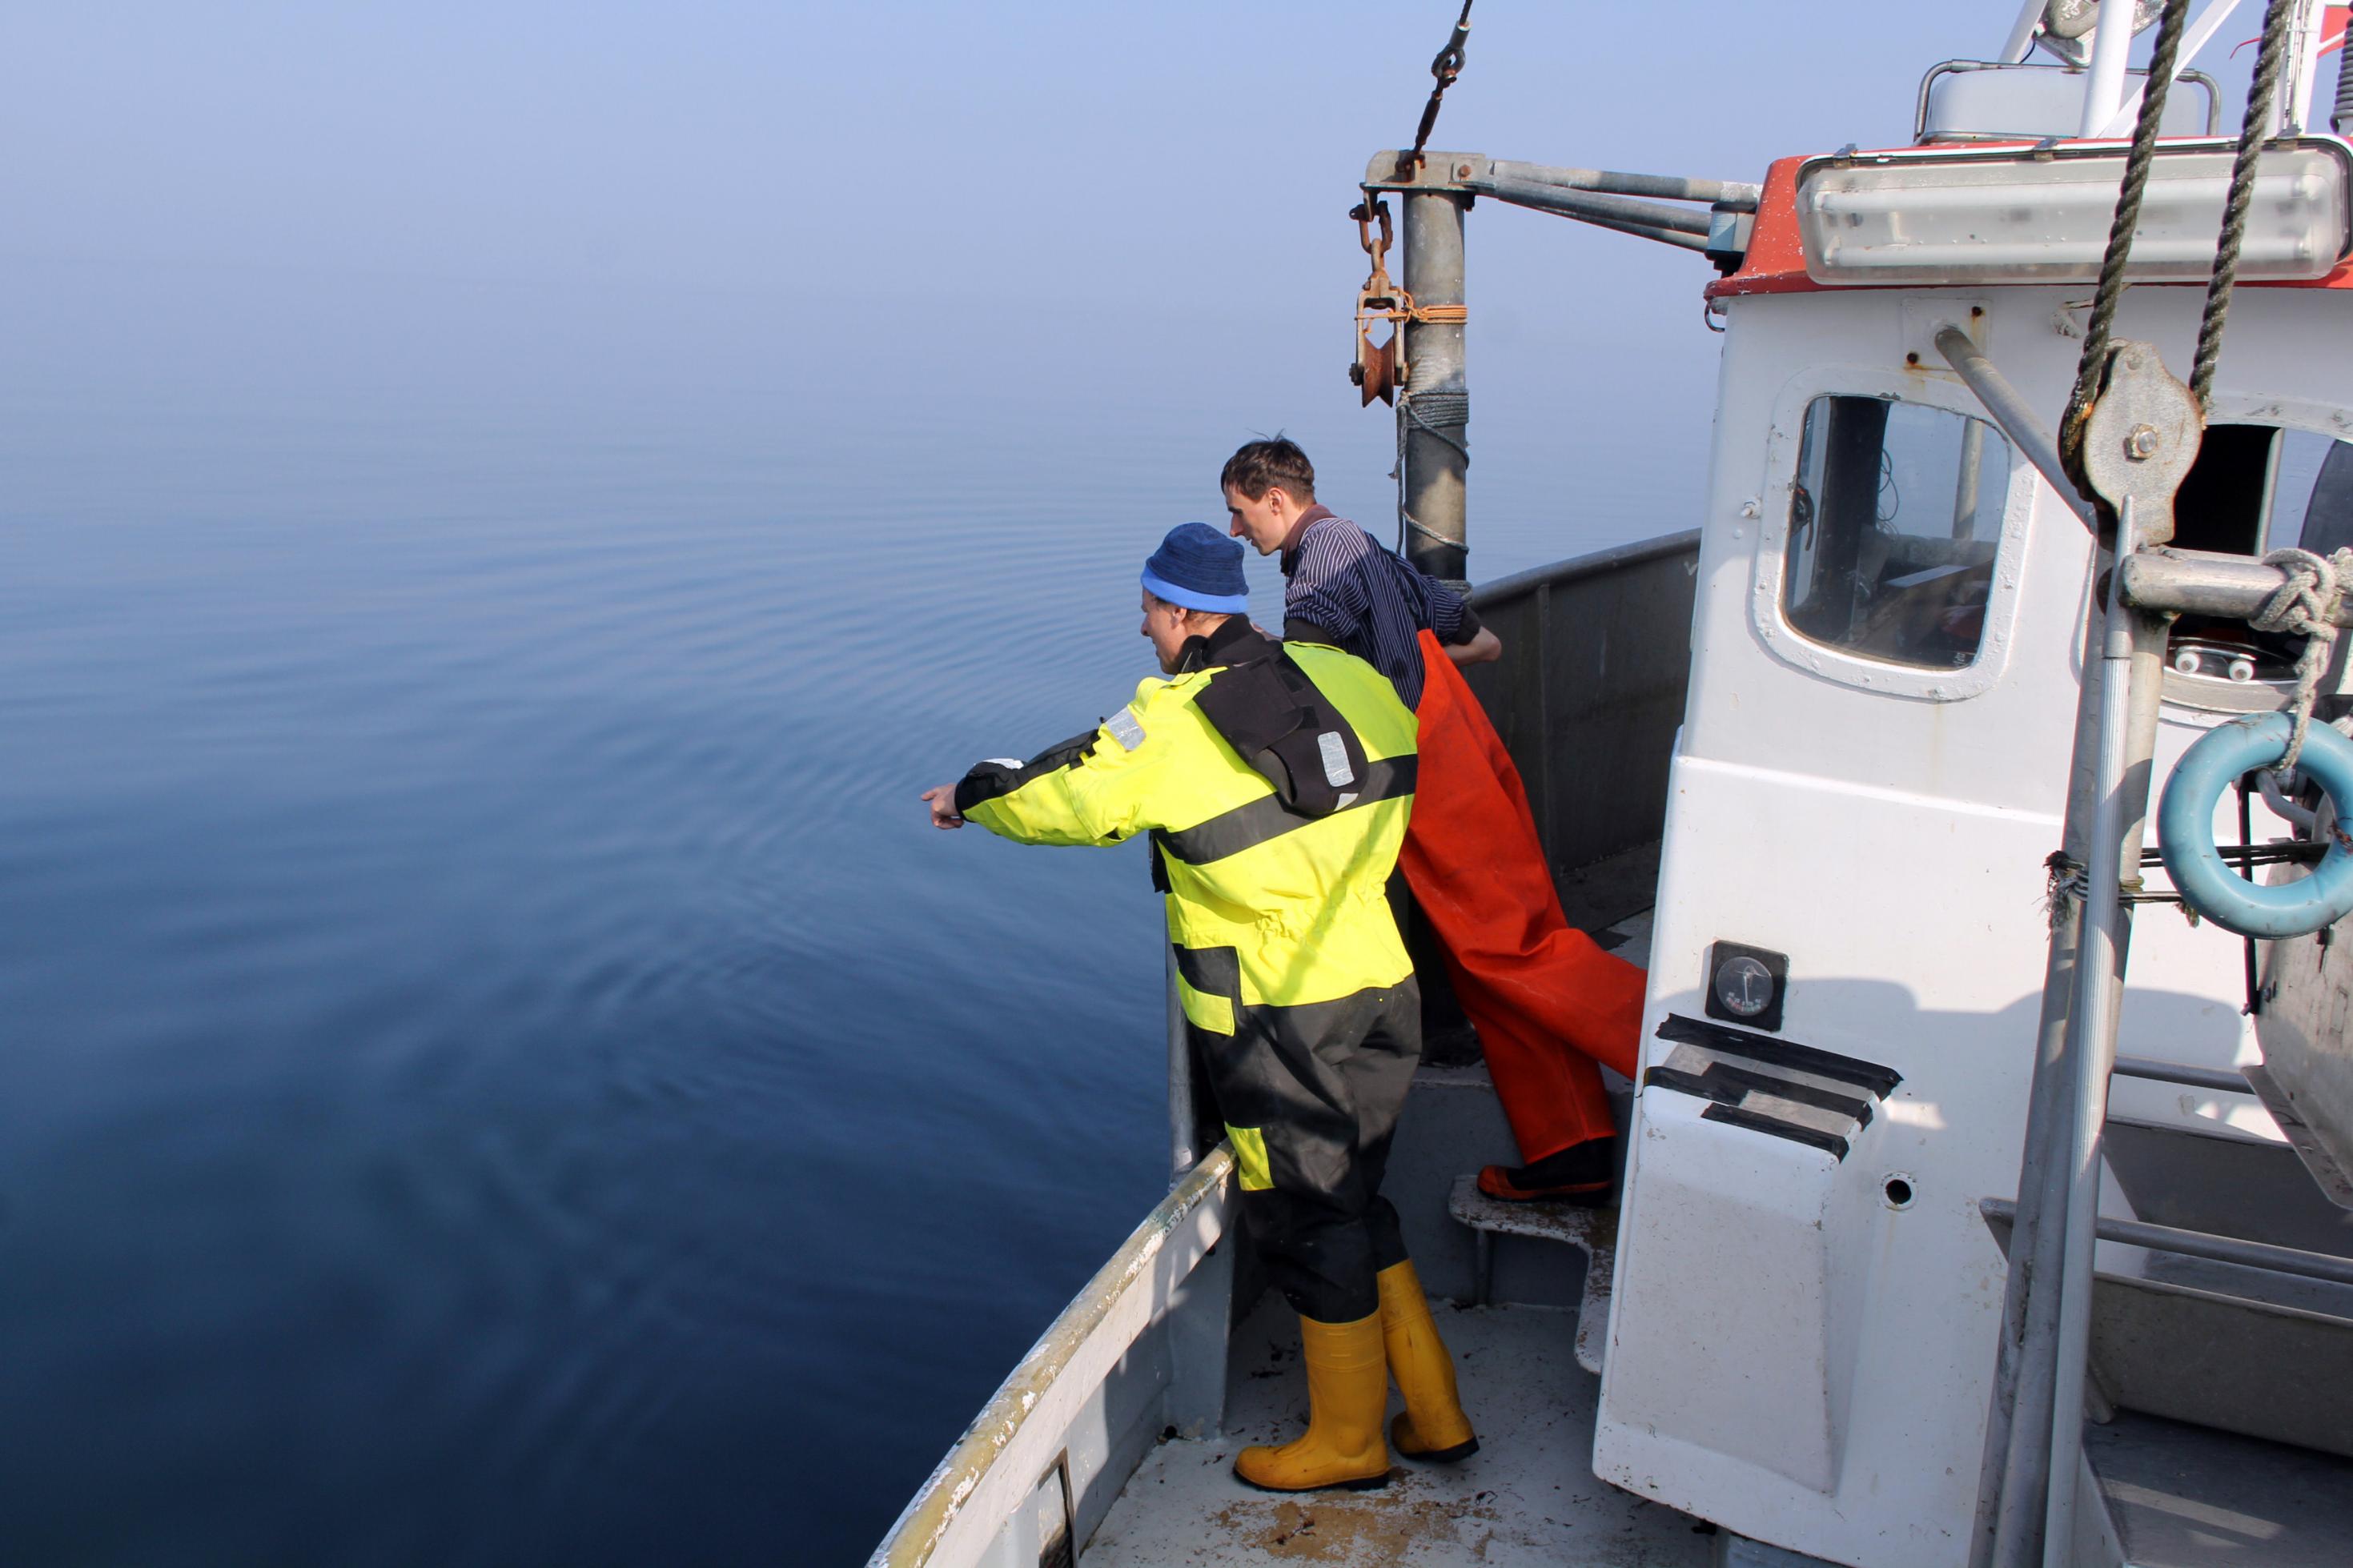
[1396,631,1647,1163]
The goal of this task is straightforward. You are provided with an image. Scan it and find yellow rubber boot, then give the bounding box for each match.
[1378,1260,1480,1462]
[1231,1312,1392,1492]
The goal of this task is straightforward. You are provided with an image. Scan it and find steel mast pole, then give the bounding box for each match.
[2040,346,2198,1562]
[2078,0,2143,134]
[1974,343,2195,1568]
[1399,170,1470,587]
[2043,580,2171,1562]
[1970,568,2101,1568]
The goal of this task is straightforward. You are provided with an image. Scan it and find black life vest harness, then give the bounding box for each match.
[1146,619,1375,894]
[1181,622,1371,818]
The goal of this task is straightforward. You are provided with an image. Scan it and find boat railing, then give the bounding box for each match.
[1461,528,1701,930]
[866,1144,1237,1568]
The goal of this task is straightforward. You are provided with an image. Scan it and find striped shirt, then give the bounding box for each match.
[1280,508,1479,709]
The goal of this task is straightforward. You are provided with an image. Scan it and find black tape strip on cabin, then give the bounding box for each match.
[1643,1065,1742,1107]
[1648,1063,1871,1136]
[1701,1102,1851,1161]
[1655,1013,1901,1098]
[1702,1061,1873,1129]
[1655,1043,1860,1158]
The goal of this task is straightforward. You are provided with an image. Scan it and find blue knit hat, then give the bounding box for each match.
[1141,523,1249,614]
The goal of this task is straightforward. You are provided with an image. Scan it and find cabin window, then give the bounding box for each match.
[2167,423,2353,559]
[1782,395,2013,671]
[2166,423,2353,682]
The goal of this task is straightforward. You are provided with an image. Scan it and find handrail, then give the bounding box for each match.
[869,1144,1236,1568]
[1981,1196,2353,1287]
[1913,59,2222,143]
[2111,1055,2251,1094]
[1468,528,1701,609]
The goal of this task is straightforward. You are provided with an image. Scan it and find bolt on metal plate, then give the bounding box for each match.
[2082,341,2202,547]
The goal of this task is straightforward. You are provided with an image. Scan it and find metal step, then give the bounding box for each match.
[2104,1114,2353,1257]
[2086,1409,2353,1568]
[1980,1197,2353,1458]
[1448,1175,1614,1374]
[2110,1046,2353,1212]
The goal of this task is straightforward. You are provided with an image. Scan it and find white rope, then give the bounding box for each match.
[2251,546,2353,773]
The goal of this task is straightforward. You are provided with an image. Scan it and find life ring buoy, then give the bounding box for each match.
[2156,712,2353,940]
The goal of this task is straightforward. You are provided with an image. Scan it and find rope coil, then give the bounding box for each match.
[1395,389,1469,555]
[2043,852,2166,927]
[1399,390,1470,459]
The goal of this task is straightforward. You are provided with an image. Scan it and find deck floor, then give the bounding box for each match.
[1085,1293,1710,1568]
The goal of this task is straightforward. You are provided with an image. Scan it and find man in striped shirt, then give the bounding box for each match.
[1221,444,1500,706]
[1222,437,1647,1205]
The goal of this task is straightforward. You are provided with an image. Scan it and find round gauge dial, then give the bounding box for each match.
[1713,955,1776,1019]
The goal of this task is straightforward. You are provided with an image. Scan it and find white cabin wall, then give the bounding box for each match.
[1596,283,2344,1567]
[1680,288,2097,811]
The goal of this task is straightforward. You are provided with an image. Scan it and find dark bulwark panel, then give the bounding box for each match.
[1461,531,1701,931]
[1377,531,1699,1310]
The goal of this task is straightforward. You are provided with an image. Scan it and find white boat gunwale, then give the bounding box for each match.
[868,1144,1237,1568]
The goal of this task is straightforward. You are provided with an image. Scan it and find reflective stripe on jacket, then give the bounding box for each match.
[954,624,1418,1013]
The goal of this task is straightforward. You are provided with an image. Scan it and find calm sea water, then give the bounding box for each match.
[0,260,1702,1564]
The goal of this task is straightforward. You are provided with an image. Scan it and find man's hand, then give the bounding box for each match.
[922,784,966,829]
[1444,626,1504,667]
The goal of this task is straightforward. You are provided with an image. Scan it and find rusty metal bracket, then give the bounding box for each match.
[1362,150,1486,194]
[1351,197,1407,406]
[1347,194,1468,407]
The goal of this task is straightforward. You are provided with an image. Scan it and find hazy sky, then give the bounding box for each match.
[14,6,2276,299]
[1,5,2310,568]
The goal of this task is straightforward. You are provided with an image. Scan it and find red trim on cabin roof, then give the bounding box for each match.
[1708,155,1811,299]
[1706,144,2353,301]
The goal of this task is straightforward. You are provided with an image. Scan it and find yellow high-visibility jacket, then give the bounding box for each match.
[953,623,1418,1022]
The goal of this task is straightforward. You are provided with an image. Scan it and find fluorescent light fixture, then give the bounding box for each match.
[1797,138,2352,285]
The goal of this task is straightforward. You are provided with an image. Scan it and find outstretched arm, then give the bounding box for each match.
[928,701,1174,847]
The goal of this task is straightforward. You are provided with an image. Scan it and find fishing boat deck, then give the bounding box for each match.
[1084,1291,1709,1568]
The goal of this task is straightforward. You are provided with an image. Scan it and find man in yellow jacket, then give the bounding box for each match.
[921,523,1476,1493]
